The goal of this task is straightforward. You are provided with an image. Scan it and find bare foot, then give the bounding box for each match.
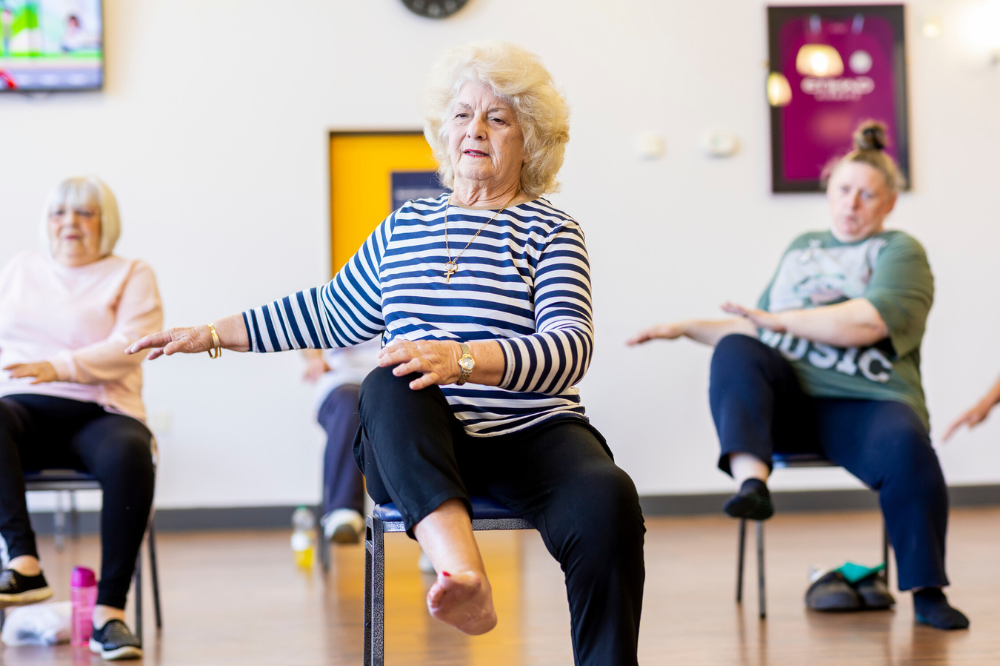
[426,570,497,635]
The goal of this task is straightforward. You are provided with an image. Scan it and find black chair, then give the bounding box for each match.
[364,496,531,666]
[735,452,889,619]
[0,469,163,644]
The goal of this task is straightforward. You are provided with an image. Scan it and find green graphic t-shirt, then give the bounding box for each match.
[757,230,934,428]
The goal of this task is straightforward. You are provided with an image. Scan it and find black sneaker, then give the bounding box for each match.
[805,570,862,611]
[89,619,143,660]
[0,568,53,608]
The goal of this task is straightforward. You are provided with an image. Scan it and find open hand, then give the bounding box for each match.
[126,326,215,360]
[943,401,994,442]
[4,362,58,384]
[627,323,687,346]
[378,339,462,390]
[721,302,786,332]
[303,356,331,382]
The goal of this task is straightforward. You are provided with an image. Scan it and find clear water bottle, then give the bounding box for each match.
[70,566,97,647]
[291,506,315,569]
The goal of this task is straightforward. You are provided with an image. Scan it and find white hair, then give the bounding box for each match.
[422,41,570,199]
[41,176,121,258]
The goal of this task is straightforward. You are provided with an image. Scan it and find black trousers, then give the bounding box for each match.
[709,334,950,591]
[354,366,645,666]
[0,395,155,609]
[318,384,365,516]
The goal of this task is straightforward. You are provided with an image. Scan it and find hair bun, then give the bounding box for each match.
[853,121,888,152]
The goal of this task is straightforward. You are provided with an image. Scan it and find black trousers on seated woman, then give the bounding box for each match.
[709,334,949,591]
[0,395,155,610]
[355,366,645,666]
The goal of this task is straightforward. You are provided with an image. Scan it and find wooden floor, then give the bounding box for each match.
[2,507,998,665]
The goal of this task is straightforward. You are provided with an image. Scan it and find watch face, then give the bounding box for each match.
[459,356,475,372]
[400,0,469,19]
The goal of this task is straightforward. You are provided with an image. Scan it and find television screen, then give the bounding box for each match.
[0,0,103,92]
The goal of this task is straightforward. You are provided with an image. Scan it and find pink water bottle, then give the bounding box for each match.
[70,567,97,647]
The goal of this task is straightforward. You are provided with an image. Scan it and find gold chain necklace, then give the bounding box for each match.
[442,192,517,283]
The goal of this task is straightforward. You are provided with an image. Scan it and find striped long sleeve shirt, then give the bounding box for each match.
[242,194,594,436]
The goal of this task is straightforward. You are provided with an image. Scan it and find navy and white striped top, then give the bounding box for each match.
[242,194,594,436]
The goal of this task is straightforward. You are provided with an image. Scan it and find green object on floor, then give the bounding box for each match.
[836,561,885,584]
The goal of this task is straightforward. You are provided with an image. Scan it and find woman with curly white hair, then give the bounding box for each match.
[130,41,645,664]
[0,176,161,660]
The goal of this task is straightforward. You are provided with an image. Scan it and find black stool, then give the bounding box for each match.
[735,452,889,619]
[364,496,531,666]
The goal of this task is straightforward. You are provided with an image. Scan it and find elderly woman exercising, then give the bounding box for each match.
[0,177,161,660]
[130,41,645,665]
[630,122,968,631]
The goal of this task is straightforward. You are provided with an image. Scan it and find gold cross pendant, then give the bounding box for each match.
[444,261,458,283]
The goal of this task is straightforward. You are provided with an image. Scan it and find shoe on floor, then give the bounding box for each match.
[855,573,895,609]
[806,570,862,611]
[322,508,364,544]
[0,568,53,608]
[89,619,143,660]
[913,588,970,630]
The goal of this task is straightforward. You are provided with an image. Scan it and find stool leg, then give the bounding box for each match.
[364,517,373,666]
[54,492,65,553]
[319,520,330,573]
[69,490,79,540]
[882,522,890,586]
[736,518,746,603]
[372,518,385,666]
[148,519,163,630]
[1,607,5,630]
[756,521,766,619]
[134,546,143,646]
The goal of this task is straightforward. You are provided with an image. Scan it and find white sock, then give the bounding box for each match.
[729,453,770,487]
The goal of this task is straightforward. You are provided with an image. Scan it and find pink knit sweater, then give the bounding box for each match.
[0,252,163,422]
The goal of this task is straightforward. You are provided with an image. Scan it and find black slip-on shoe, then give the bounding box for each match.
[89,619,143,661]
[855,574,895,610]
[0,568,53,608]
[723,479,775,521]
[806,570,862,612]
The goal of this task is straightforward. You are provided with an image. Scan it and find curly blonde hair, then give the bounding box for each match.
[422,41,569,199]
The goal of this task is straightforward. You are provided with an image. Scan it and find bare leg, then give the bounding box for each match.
[730,453,770,485]
[92,605,126,628]
[413,499,496,635]
[7,555,41,575]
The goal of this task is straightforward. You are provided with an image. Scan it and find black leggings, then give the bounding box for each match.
[709,334,949,591]
[354,366,645,666]
[0,395,155,609]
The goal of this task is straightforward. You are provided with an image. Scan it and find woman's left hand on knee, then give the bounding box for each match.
[378,340,461,390]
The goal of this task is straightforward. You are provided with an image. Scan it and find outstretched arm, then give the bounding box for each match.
[127,314,249,360]
[628,318,757,348]
[721,298,888,348]
[943,375,1000,442]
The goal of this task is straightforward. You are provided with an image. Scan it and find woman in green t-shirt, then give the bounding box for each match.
[629,122,968,631]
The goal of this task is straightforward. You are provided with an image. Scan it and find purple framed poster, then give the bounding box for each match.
[767,5,910,192]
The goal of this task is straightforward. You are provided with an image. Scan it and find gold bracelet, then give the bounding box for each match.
[207,324,222,359]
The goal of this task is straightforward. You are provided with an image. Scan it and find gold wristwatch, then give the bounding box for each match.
[456,343,475,385]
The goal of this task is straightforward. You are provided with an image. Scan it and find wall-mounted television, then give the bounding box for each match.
[0,0,103,92]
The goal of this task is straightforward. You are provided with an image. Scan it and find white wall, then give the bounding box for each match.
[3,0,999,510]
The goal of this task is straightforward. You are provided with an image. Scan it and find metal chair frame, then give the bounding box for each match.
[735,453,890,619]
[363,498,532,666]
[0,470,163,645]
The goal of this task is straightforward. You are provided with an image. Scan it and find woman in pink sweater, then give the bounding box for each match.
[0,176,162,661]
